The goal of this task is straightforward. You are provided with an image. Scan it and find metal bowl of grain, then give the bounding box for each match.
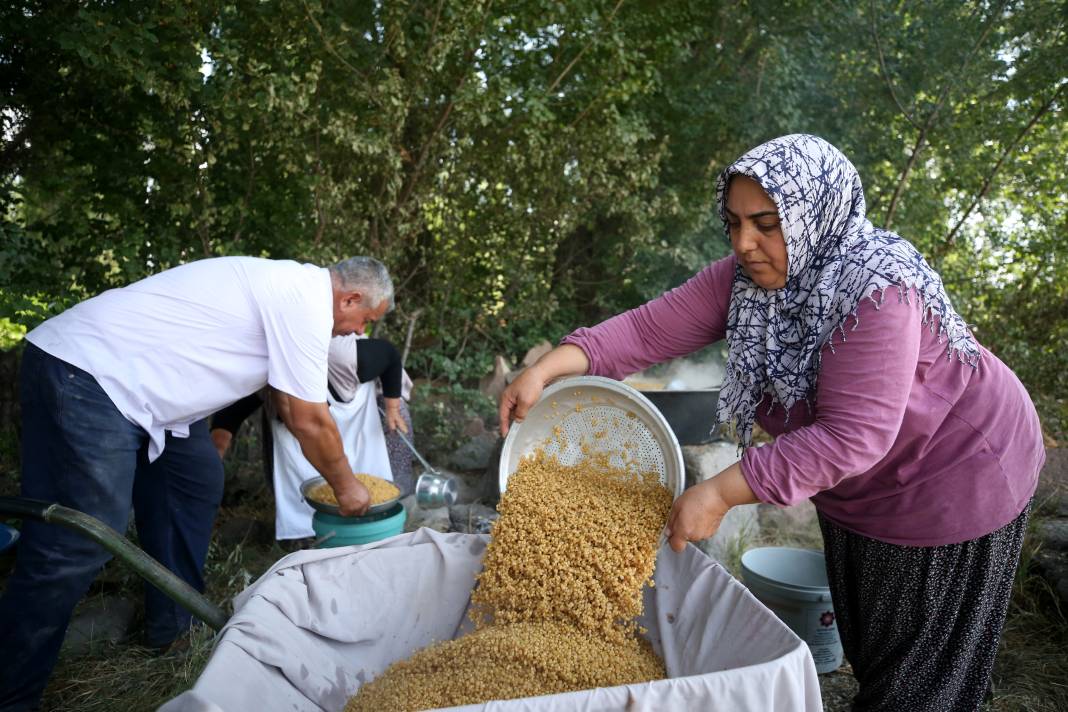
[499,375,685,500]
[301,474,401,517]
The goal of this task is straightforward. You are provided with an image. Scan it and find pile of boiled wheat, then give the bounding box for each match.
[307,472,399,506]
[345,450,673,711]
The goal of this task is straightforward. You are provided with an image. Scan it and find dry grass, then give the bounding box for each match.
[987,511,1068,712]
[37,460,281,711]
[43,625,216,712]
[14,418,1066,712]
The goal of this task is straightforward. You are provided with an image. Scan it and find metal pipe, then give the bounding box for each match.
[0,496,229,632]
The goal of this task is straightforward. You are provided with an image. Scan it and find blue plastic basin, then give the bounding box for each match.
[311,503,406,548]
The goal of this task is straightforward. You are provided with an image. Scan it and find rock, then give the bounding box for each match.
[1036,447,1068,515]
[682,442,741,488]
[449,503,499,534]
[461,417,486,438]
[62,596,137,655]
[695,504,760,563]
[402,495,452,533]
[427,468,494,504]
[447,432,500,472]
[1033,549,1068,610]
[221,465,268,508]
[478,355,513,400]
[484,438,504,504]
[1036,519,1068,551]
[758,500,819,535]
[521,341,553,368]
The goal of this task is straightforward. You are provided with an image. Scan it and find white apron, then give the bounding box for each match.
[271,382,394,540]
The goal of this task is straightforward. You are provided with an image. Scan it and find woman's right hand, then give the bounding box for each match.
[497,344,591,436]
[498,366,547,437]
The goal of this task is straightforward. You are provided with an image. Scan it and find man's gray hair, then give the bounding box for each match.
[330,256,394,309]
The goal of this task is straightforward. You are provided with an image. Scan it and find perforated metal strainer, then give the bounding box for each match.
[498,376,685,499]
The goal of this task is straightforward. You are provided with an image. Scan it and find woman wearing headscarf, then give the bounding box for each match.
[498,134,1044,711]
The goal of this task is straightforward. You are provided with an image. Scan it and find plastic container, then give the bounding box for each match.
[741,547,843,673]
[311,503,406,548]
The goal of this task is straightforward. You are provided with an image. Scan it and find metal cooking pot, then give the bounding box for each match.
[299,476,401,518]
[638,388,722,446]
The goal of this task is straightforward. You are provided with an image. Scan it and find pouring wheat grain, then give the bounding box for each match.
[345,450,672,711]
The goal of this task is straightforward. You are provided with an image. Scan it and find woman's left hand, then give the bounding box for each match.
[666,478,731,553]
[666,462,759,553]
[383,397,409,434]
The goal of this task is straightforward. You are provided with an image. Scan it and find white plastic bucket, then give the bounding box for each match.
[740,547,843,673]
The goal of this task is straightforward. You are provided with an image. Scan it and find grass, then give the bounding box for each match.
[38,522,284,711]
[43,625,217,711]
[33,438,285,712]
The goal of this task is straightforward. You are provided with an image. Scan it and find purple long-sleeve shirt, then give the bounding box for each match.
[562,256,1044,546]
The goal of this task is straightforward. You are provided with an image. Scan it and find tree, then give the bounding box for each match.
[2,1,1064,410]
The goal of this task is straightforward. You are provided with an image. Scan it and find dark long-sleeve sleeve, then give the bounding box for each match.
[210,392,265,435]
[354,338,403,398]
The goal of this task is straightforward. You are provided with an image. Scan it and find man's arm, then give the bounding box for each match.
[272,390,370,516]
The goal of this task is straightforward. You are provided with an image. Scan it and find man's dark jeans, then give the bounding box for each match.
[0,343,224,711]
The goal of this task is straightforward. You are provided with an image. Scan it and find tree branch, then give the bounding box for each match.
[883,1,1005,228]
[546,0,625,95]
[401,308,423,367]
[313,129,327,246]
[302,0,372,85]
[393,4,494,212]
[231,142,257,243]
[869,0,919,131]
[938,84,1064,257]
[426,0,446,50]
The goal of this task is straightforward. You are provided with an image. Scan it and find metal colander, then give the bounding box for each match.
[498,376,685,499]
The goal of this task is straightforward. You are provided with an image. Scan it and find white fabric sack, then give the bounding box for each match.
[160,529,822,712]
[271,381,393,540]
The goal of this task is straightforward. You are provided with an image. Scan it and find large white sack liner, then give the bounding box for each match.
[160,528,821,712]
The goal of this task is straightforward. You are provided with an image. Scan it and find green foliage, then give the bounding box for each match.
[785,1,1068,406]
[1,0,1065,410]
[408,383,497,462]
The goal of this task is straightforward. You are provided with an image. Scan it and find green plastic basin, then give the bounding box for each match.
[311,503,406,548]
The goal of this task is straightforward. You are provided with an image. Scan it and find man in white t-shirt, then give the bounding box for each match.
[0,256,393,711]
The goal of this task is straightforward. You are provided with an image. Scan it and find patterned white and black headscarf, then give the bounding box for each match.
[713,134,980,447]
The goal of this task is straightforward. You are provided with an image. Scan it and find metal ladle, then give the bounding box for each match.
[379,407,457,508]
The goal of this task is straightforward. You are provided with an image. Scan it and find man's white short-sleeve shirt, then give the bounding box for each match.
[27,257,333,460]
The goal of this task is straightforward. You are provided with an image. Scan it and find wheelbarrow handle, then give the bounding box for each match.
[0,496,229,632]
